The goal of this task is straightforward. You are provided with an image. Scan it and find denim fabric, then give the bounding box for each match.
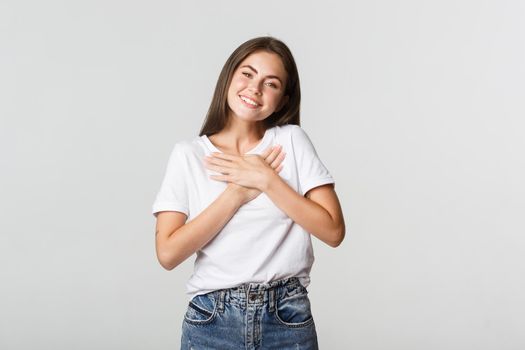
[181,277,319,349]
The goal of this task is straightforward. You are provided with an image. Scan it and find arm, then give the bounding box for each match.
[263,176,345,248]
[155,145,286,270]
[155,186,243,271]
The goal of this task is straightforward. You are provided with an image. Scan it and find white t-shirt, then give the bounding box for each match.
[151,124,335,302]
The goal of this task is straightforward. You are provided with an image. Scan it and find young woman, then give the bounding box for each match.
[152,36,345,349]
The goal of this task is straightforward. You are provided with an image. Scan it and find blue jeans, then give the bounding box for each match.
[181,277,319,349]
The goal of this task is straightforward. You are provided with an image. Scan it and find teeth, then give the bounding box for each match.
[240,96,258,106]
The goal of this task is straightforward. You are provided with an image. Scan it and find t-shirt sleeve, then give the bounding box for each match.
[291,125,335,196]
[151,143,189,218]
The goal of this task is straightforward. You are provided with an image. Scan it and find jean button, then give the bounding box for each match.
[249,294,257,301]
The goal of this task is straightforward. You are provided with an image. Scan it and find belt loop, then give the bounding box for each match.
[217,290,225,314]
[245,284,251,307]
[269,288,275,313]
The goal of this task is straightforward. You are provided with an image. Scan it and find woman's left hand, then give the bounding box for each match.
[203,150,281,191]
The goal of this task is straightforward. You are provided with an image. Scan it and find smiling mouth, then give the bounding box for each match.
[239,95,261,107]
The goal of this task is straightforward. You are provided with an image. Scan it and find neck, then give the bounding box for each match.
[213,117,267,155]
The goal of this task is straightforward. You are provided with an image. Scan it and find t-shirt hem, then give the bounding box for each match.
[185,275,313,302]
[301,177,335,196]
[152,203,189,217]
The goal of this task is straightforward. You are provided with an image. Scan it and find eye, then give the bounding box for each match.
[242,72,251,77]
[266,82,278,89]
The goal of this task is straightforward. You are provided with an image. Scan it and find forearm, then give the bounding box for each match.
[159,186,243,270]
[263,175,341,247]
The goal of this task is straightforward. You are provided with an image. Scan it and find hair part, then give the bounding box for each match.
[198,36,301,136]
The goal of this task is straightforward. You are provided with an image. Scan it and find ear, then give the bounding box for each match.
[276,95,289,112]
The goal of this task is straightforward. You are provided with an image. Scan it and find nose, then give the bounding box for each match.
[248,80,262,95]
[249,88,262,97]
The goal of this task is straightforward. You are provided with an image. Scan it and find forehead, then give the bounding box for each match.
[237,51,287,78]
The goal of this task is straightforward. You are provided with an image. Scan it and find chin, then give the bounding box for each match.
[232,112,268,123]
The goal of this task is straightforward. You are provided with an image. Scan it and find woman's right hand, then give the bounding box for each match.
[228,145,286,205]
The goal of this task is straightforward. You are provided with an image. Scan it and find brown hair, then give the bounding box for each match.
[198,36,301,137]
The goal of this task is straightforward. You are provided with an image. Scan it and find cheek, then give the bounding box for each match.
[228,84,242,99]
[267,92,284,108]
[230,76,245,88]
[227,88,242,107]
[227,82,239,98]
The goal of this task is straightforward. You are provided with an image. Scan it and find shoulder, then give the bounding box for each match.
[275,124,308,139]
[170,137,201,158]
[162,140,197,169]
[275,123,300,132]
[277,124,315,147]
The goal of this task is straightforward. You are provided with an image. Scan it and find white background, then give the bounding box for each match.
[1,1,524,349]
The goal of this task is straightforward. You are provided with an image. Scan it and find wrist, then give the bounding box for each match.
[224,184,244,206]
[262,170,280,193]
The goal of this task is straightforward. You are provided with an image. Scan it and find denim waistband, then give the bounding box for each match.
[211,277,305,313]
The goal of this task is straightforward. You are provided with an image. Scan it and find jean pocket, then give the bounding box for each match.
[274,286,315,328]
[183,292,218,325]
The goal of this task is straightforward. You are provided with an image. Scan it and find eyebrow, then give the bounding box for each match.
[240,65,284,85]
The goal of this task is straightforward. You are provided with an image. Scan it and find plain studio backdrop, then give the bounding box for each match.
[1,1,524,349]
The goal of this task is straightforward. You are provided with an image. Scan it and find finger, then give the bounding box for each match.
[209,174,230,182]
[210,152,238,162]
[268,147,286,169]
[276,164,283,173]
[260,145,276,158]
[271,150,286,169]
[205,156,235,168]
[204,163,231,175]
[265,145,283,164]
[263,144,280,156]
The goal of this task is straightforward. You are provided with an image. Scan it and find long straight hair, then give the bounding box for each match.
[198,36,301,137]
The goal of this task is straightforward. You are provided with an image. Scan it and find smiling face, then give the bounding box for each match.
[226,50,289,123]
